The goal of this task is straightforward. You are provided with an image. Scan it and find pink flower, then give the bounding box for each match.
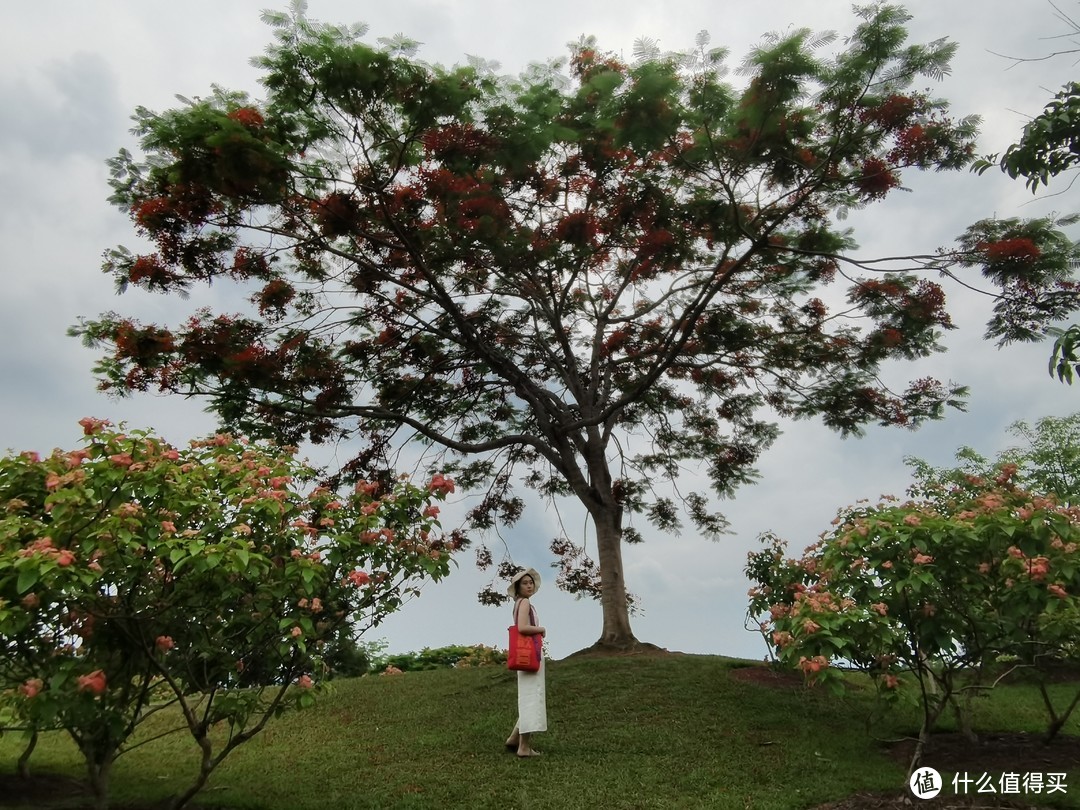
[160,521,177,534]
[883,675,899,689]
[116,502,142,518]
[881,560,893,569]
[109,453,134,467]
[76,670,107,696]
[871,602,888,616]
[798,656,828,675]
[44,473,62,491]
[79,417,109,436]
[155,635,174,653]
[1048,584,1068,600]
[296,675,314,689]
[802,619,821,634]
[912,553,933,565]
[1029,556,1050,582]
[902,514,922,527]
[324,500,343,511]
[235,523,252,536]
[423,505,441,519]
[772,631,793,648]
[348,570,371,587]
[20,678,44,699]
[978,562,991,574]
[162,449,180,461]
[310,598,323,613]
[428,473,456,496]
[290,626,303,638]
[355,481,380,497]
[55,549,76,567]
[21,593,40,610]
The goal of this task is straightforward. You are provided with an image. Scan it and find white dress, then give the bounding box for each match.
[515,599,547,734]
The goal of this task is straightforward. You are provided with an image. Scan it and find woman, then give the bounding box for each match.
[505,567,546,757]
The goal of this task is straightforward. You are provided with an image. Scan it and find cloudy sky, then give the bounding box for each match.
[3,1,1079,661]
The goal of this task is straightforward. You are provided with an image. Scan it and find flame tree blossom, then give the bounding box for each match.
[0,421,457,810]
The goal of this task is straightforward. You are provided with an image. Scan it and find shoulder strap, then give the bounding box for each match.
[512,598,533,626]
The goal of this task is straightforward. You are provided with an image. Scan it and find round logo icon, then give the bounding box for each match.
[909,767,943,799]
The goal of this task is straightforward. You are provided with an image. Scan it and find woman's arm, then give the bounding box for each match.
[515,598,546,636]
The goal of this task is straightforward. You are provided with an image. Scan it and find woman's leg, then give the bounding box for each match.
[516,732,541,757]
[505,724,519,750]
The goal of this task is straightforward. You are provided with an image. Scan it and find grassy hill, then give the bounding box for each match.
[2,654,1078,809]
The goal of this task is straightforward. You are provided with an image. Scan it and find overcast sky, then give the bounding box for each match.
[3,1,1080,661]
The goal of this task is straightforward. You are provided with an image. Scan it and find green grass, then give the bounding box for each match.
[2,655,1079,809]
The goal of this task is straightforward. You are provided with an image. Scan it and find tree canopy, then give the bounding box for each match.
[76,2,1080,649]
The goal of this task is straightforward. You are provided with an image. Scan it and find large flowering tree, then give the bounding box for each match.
[75,3,1080,650]
[0,419,457,810]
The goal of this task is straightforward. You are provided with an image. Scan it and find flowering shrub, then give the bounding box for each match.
[0,420,458,809]
[746,466,1080,756]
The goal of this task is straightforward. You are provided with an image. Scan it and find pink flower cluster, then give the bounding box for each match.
[798,655,828,675]
[18,537,76,566]
[78,416,110,436]
[77,670,107,696]
[428,474,455,496]
[347,570,371,587]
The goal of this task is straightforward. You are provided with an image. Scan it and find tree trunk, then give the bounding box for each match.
[85,752,114,810]
[592,501,639,650]
[16,731,37,779]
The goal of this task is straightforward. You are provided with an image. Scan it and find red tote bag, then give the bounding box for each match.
[507,624,540,672]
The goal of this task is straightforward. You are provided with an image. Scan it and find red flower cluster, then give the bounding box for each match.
[981,237,1042,264]
[889,124,939,165]
[421,123,495,162]
[257,279,296,316]
[311,192,362,238]
[128,255,178,288]
[554,211,600,246]
[860,94,919,130]
[227,106,265,129]
[856,157,900,199]
[134,197,174,231]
